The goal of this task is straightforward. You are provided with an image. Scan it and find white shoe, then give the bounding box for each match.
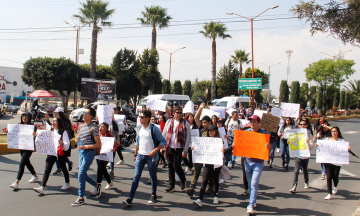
[106,163,111,168]
[220,179,225,184]
[117,160,125,165]
[176,174,180,182]
[299,170,303,175]
[89,187,97,196]
[105,182,114,190]
[304,183,309,189]
[193,199,202,207]
[276,148,280,153]
[325,194,332,200]
[10,182,19,189]
[28,176,39,183]
[61,183,71,190]
[185,167,192,175]
[321,174,326,180]
[34,187,45,195]
[247,205,254,214]
[213,197,219,204]
[332,187,338,195]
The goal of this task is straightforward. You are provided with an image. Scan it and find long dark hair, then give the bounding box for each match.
[318,122,331,138]
[282,117,294,129]
[58,112,71,128]
[331,126,343,139]
[51,117,65,136]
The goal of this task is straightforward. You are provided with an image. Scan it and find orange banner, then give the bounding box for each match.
[233,130,270,161]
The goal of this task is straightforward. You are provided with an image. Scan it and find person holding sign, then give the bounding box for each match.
[33,118,71,195]
[277,117,296,170]
[243,115,271,215]
[315,122,332,180]
[193,124,225,207]
[225,111,242,168]
[9,112,39,190]
[183,113,198,175]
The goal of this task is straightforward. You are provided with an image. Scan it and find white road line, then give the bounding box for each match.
[343,131,359,134]
[309,169,356,189]
[340,169,357,177]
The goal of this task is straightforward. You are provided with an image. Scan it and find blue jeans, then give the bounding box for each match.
[245,159,264,207]
[231,155,237,167]
[321,163,326,174]
[269,138,277,163]
[129,154,157,199]
[55,157,71,170]
[78,150,97,198]
[280,139,290,166]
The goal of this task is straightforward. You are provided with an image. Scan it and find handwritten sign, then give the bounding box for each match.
[254,110,267,119]
[261,113,280,133]
[233,130,270,161]
[7,124,35,150]
[210,106,226,119]
[99,137,115,154]
[200,109,220,120]
[146,99,167,112]
[192,137,223,166]
[95,151,113,162]
[183,101,195,114]
[271,108,282,117]
[316,140,349,165]
[97,105,113,125]
[240,119,250,128]
[281,103,300,118]
[35,130,61,156]
[218,127,228,148]
[114,115,126,132]
[190,129,200,147]
[287,129,310,158]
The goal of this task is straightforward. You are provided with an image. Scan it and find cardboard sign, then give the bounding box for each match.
[35,130,61,156]
[7,124,35,150]
[183,101,195,114]
[254,110,267,119]
[281,102,300,118]
[233,130,270,161]
[210,106,226,119]
[316,140,349,165]
[146,99,167,112]
[287,129,310,158]
[192,137,224,166]
[261,113,280,133]
[200,108,220,120]
[97,105,113,125]
[99,137,115,154]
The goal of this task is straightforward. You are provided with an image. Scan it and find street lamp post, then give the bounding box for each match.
[160,47,186,81]
[227,5,278,106]
[260,62,281,103]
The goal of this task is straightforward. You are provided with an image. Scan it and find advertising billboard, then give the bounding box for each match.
[80,78,116,100]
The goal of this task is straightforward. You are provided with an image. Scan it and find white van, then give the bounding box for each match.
[136,94,190,115]
[216,96,256,109]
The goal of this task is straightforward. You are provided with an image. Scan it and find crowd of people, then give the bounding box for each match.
[6,102,351,214]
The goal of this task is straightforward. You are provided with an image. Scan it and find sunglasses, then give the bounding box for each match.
[83,112,90,115]
[175,112,182,114]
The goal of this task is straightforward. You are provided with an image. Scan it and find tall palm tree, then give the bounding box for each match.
[137,5,172,50]
[199,21,231,100]
[73,0,115,78]
[231,49,251,78]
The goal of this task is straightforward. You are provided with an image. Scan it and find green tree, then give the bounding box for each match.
[137,5,172,50]
[333,91,340,108]
[231,49,251,78]
[191,80,212,105]
[173,80,182,95]
[290,81,300,103]
[216,60,239,98]
[183,80,192,97]
[22,57,80,112]
[241,67,268,103]
[73,0,115,78]
[300,83,309,109]
[340,90,345,109]
[199,21,231,101]
[345,91,351,110]
[344,79,360,108]
[162,79,171,94]
[316,86,324,113]
[279,80,289,106]
[291,0,360,46]
[309,86,317,110]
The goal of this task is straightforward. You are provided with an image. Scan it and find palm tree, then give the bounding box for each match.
[199,21,231,100]
[231,49,251,78]
[73,0,115,78]
[137,5,172,50]
[344,79,360,108]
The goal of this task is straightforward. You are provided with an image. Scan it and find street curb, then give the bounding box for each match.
[352,200,360,216]
[309,115,360,123]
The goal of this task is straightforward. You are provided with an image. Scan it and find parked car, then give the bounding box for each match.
[6,105,20,114]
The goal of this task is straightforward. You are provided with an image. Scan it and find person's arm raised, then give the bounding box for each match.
[194,103,205,128]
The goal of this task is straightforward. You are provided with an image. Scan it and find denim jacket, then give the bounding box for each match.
[136,123,166,162]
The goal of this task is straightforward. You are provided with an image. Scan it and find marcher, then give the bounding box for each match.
[9,112,39,190]
[315,122,331,180]
[183,113,198,175]
[33,117,71,194]
[113,106,125,167]
[123,110,166,206]
[224,111,242,168]
[278,117,296,170]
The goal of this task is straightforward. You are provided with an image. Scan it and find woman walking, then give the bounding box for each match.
[183,113,198,175]
[277,117,296,170]
[315,122,331,180]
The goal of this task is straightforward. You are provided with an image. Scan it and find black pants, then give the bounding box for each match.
[115,147,124,161]
[199,165,221,200]
[190,163,214,189]
[17,150,36,180]
[293,158,309,185]
[241,157,248,190]
[156,152,167,167]
[183,147,193,169]
[168,148,186,187]
[325,164,341,194]
[41,155,69,187]
[96,160,111,184]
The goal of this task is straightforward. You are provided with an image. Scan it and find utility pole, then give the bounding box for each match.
[160,47,186,82]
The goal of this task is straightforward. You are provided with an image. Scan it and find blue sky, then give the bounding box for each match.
[0,0,358,97]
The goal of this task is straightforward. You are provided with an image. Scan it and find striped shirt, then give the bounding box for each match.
[79,123,99,146]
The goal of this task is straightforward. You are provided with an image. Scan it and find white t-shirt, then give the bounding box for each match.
[138,126,154,155]
[170,119,181,148]
[225,119,242,137]
[55,129,70,151]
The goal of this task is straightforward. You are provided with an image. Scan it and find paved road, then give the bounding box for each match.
[0,118,359,216]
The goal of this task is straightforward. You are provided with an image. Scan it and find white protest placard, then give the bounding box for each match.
[218,127,228,148]
[210,106,226,119]
[192,137,223,166]
[99,137,115,154]
[240,119,250,128]
[226,108,236,116]
[190,129,200,147]
[287,129,310,158]
[271,108,282,117]
[146,99,167,112]
[254,110,267,119]
[35,130,61,156]
[200,109,220,120]
[183,101,195,114]
[114,114,126,132]
[280,102,300,118]
[114,114,126,121]
[316,140,349,165]
[97,105,113,125]
[95,151,114,162]
[7,124,35,150]
[226,97,238,109]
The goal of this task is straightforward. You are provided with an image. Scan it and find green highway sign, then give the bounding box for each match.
[238,78,262,90]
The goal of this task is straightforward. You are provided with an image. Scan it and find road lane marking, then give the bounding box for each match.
[340,169,356,177]
[342,131,359,134]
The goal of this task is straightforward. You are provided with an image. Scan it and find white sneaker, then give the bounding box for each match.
[276,148,280,153]
[213,197,219,204]
[89,187,97,196]
[304,183,309,189]
[105,182,114,190]
[321,174,326,180]
[28,176,39,183]
[220,179,225,184]
[193,199,202,207]
[10,182,19,189]
[61,183,71,190]
[117,160,125,165]
[34,187,45,195]
[176,174,180,182]
[185,167,192,175]
[247,205,254,214]
[106,163,111,168]
[299,170,303,175]
[325,194,332,200]
[332,187,338,195]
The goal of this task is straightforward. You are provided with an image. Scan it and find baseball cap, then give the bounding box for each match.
[54,107,64,113]
[247,115,260,122]
[208,124,218,131]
